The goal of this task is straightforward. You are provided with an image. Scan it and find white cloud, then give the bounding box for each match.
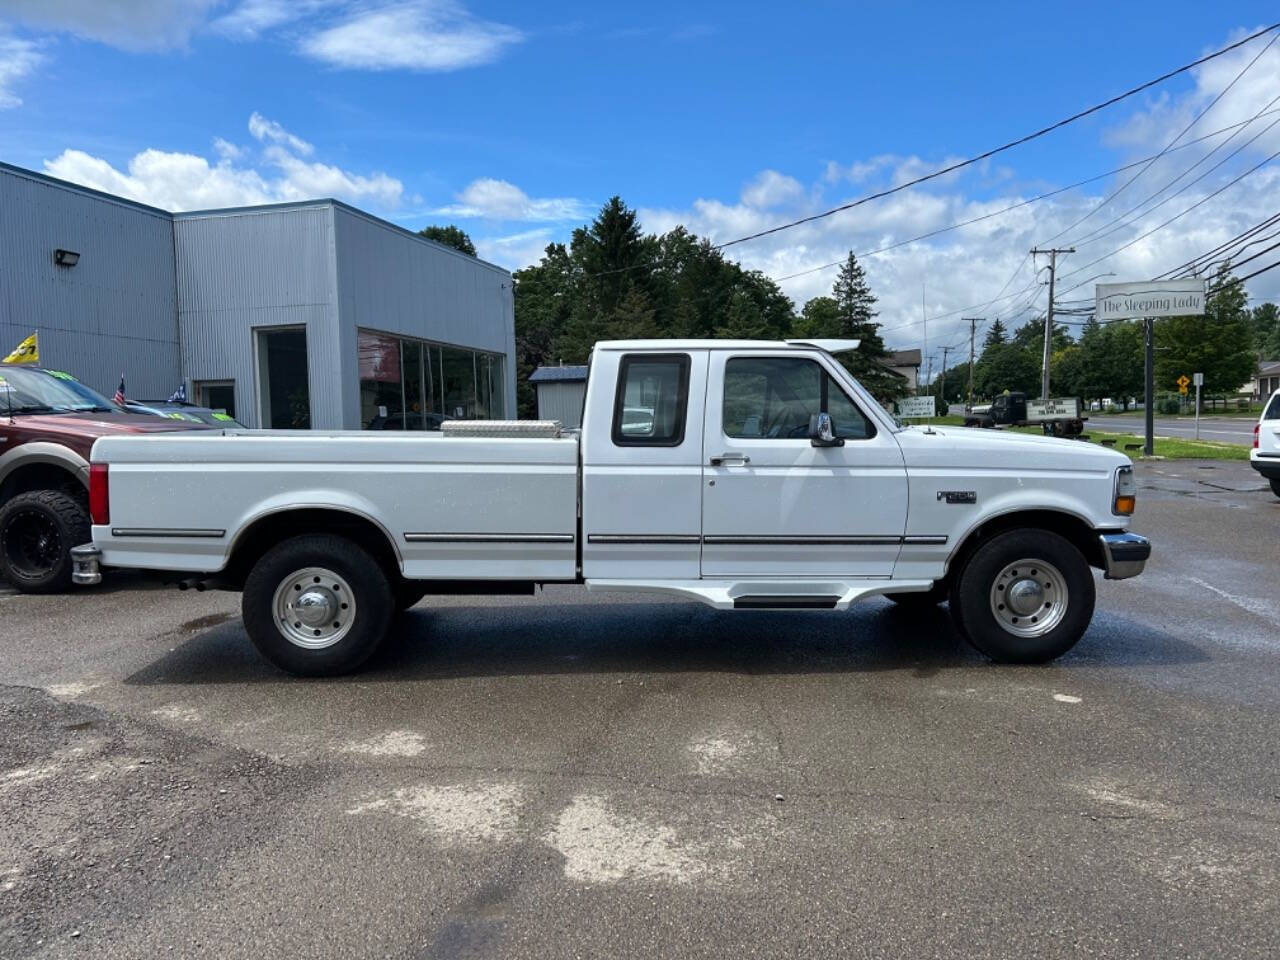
[476,228,555,271]
[437,178,588,222]
[42,113,403,211]
[741,170,803,209]
[248,111,314,156]
[211,0,339,40]
[299,0,523,71]
[0,29,44,108]
[0,0,218,51]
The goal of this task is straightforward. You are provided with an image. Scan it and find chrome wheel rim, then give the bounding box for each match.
[989,558,1068,638]
[272,566,355,650]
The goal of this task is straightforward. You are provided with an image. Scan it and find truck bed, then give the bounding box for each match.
[91,430,581,579]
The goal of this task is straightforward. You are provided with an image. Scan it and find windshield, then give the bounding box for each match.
[0,367,118,414]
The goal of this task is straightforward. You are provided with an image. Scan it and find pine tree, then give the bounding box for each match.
[828,252,902,401]
[983,318,1008,349]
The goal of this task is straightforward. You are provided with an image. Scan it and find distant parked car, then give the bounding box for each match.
[0,365,211,592]
[1252,388,1280,499]
[124,399,243,427]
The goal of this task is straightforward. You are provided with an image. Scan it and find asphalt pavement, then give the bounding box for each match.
[2,460,1279,959]
[1096,414,1256,444]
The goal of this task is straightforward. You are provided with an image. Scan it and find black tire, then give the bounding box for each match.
[241,534,394,676]
[0,490,90,594]
[948,529,1095,664]
[1271,478,1280,499]
[884,582,948,609]
[395,581,428,613]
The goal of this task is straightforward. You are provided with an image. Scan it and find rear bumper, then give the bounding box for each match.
[71,543,102,586]
[1250,452,1280,480]
[1098,532,1150,580]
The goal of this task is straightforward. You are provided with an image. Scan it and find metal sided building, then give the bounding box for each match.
[529,364,588,428]
[0,162,515,429]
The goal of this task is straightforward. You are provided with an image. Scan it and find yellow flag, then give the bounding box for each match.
[3,333,38,364]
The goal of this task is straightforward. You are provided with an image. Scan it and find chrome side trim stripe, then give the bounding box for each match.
[703,534,903,546]
[587,534,702,544]
[902,535,949,545]
[403,533,574,543]
[111,527,226,538]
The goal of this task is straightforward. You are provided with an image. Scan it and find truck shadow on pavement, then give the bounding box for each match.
[124,598,1209,686]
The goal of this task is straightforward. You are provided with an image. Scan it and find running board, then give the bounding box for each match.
[733,595,840,610]
[584,578,936,611]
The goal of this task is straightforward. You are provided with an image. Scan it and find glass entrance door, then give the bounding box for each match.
[257,328,311,429]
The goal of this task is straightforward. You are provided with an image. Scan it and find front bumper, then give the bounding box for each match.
[71,543,102,586]
[1250,452,1280,480]
[1098,532,1150,580]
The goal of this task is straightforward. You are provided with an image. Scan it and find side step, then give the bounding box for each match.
[732,595,841,610]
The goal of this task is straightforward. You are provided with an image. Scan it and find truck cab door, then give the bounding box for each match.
[700,351,908,578]
[581,349,709,580]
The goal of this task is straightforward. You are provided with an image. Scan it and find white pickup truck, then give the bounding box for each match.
[72,339,1149,675]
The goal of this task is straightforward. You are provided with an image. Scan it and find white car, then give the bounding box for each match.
[73,338,1150,676]
[1252,388,1280,498]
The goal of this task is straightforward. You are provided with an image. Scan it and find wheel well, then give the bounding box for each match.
[0,463,87,507]
[224,508,401,589]
[944,510,1105,582]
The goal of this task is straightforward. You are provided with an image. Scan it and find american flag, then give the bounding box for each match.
[113,374,125,406]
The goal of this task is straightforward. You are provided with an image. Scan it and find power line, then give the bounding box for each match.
[1156,210,1280,279]
[1044,28,1280,247]
[1053,146,1280,294]
[712,23,1280,253]
[769,109,1280,285]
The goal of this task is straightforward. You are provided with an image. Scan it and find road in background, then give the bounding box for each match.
[2,460,1278,959]
[1093,415,1255,444]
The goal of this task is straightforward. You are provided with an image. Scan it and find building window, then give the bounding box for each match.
[357,328,504,429]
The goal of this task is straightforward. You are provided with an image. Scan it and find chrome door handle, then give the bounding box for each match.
[709,452,751,466]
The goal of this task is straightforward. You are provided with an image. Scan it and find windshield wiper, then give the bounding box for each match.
[10,404,56,414]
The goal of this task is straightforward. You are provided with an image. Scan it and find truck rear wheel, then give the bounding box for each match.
[242,534,394,676]
[948,530,1095,663]
[0,490,90,594]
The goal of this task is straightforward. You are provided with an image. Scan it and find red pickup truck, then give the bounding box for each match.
[0,365,209,592]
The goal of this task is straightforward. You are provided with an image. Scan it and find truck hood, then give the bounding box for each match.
[12,412,214,439]
[894,424,1130,471]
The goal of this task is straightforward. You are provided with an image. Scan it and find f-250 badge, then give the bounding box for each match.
[937,490,977,504]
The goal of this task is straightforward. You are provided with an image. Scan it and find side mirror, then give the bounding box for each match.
[809,412,845,447]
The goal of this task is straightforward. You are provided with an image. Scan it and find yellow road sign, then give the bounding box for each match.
[1177,375,1191,394]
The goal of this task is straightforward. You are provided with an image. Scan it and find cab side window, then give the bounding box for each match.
[611,354,691,446]
[723,356,875,440]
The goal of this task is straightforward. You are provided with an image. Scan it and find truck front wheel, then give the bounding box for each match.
[948,530,1095,663]
[242,534,394,676]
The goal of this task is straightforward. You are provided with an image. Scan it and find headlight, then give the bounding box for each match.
[1113,465,1136,516]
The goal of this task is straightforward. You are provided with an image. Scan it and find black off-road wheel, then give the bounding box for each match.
[242,534,394,676]
[948,529,1095,664]
[0,490,90,594]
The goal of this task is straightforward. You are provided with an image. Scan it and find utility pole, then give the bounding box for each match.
[963,318,981,411]
[1030,247,1074,400]
[938,345,952,412]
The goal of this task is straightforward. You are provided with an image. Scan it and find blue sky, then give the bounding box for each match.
[2,1,1279,359]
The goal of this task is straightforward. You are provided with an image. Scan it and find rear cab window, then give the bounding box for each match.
[1265,393,1280,421]
[611,354,691,446]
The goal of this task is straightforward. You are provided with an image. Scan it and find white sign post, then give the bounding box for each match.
[1193,372,1204,440]
[1095,279,1207,456]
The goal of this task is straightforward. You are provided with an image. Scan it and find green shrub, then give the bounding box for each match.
[1158,397,1181,415]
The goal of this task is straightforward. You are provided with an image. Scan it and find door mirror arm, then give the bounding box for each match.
[809,412,845,447]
